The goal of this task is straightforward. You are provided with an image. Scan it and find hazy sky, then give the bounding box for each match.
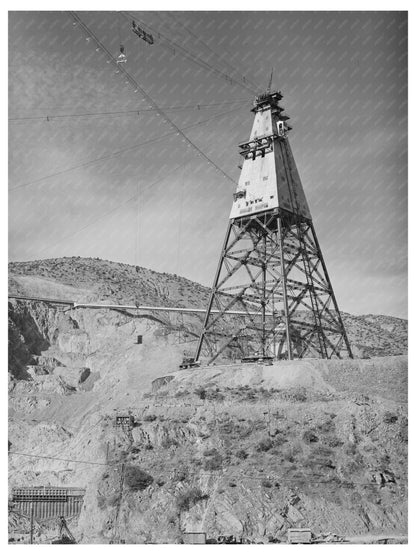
[8,11,407,318]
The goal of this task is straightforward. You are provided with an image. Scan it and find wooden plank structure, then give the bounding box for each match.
[183,532,206,544]
[287,528,312,544]
[11,487,85,520]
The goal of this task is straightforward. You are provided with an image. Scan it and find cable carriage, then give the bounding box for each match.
[132,20,154,45]
[116,44,127,64]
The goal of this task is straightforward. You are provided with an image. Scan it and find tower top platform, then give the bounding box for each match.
[252,89,283,112]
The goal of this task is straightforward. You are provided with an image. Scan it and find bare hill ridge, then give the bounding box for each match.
[9,257,407,358]
[9,257,210,308]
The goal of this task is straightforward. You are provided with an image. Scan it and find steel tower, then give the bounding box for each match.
[195,90,353,364]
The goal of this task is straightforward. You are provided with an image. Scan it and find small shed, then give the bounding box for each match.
[183,532,206,544]
[287,528,312,544]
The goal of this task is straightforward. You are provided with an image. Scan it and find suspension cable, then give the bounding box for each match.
[70,11,237,185]
[32,160,189,258]
[9,99,249,122]
[164,11,258,91]
[10,104,245,192]
[121,11,257,95]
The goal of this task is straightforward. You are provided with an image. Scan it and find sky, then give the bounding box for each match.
[8,10,408,318]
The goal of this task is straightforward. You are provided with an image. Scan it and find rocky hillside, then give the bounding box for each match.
[8,258,408,544]
[8,257,210,308]
[9,257,408,358]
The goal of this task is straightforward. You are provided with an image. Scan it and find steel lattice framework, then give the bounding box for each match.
[195,90,352,364]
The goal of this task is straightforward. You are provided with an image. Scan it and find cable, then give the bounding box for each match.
[134,173,140,266]
[9,99,249,123]
[8,451,394,488]
[49,415,106,462]
[122,11,256,95]
[9,103,246,192]
[70,12,238,185]
[33,160,189,257]
[175,163,185,275]
[10,133,168,192]
[164,11,258,91]
[9,451,111,467]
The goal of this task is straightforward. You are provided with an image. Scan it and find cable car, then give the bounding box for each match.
[116,44,127,64]
[132,20,154,45]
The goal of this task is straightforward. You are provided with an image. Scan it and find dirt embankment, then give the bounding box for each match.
[8,297,407,544]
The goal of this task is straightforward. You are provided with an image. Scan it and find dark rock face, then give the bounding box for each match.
[8,301,50,380]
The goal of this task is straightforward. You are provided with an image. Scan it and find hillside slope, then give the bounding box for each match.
[9,257,210,308]
[9,257,408,358]
[8,258,408,544]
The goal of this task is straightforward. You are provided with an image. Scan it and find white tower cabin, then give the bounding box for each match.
[230,91,311,221]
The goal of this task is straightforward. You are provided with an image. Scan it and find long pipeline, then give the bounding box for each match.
[8,295,273,317]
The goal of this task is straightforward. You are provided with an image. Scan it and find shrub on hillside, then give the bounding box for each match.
[97,492,120,509]
[235,449,248,460]
[194,387,206,400]
[206,389,225,401]
[317,419,335,433]
[302,430,319,444]
[257,437,274,452]
[306,446,335,469]
[344,442,357,456]
[203,447,217,457]
[280,443,303,462]
[173,467,188,482]
[174,390,187,398]
[143,414,157,422]
[244,389,257,400]
[176,487,208,512]
[124,466,154,491]
[272,435,287,447]
[326,436,343,448]
[203,451,223,471]
[218,420,235,434]
[161,437,179,449]
[398,416,408,442]
[283,388,308,402]
[383,411,398,424]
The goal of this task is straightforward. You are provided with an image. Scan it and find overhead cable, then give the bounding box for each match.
[9,99,249,123]
[10,104,245,192]
[70,11,237,185]
[122,11,257,95]
[8,451,392,487]
[33,160,189,257]
[164,11,258,91]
